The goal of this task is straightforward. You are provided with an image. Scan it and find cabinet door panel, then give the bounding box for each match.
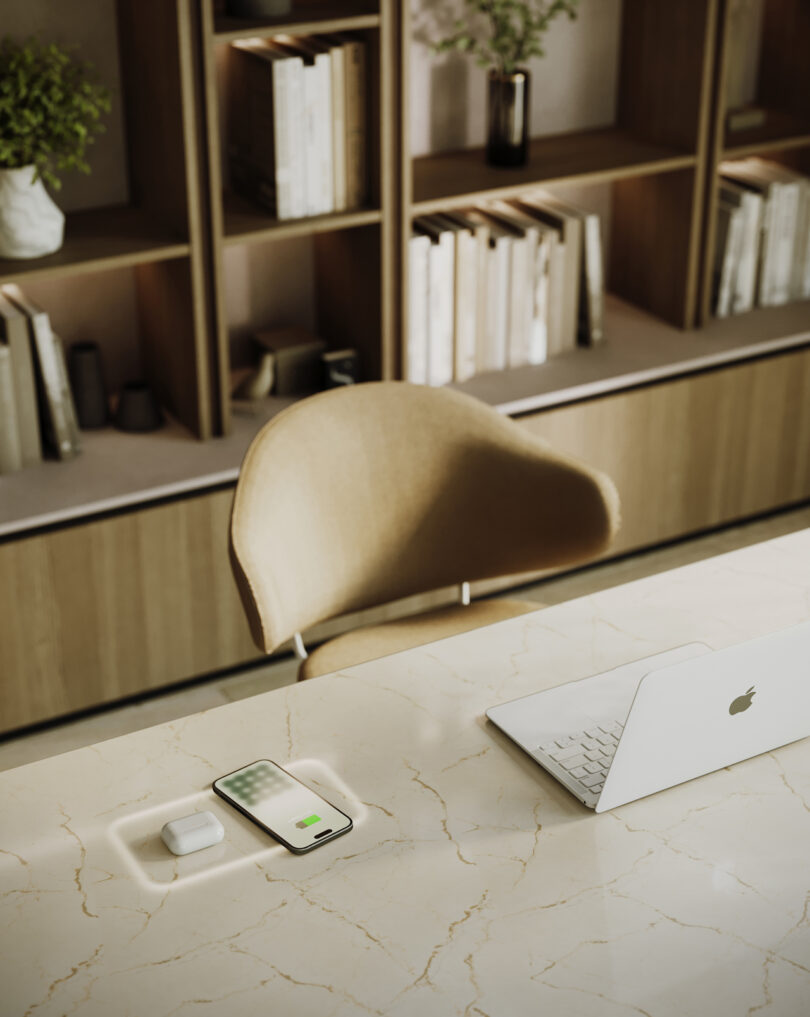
[0,490,257,733]
[518,348,810,556]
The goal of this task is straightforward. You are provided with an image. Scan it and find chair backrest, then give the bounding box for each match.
[230,382,620,652]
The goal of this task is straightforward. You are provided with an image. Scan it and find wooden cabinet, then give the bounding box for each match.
[1,0,810,731]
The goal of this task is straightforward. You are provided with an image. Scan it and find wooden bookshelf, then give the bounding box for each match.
[700,0,810,324]
[4,0,810,731]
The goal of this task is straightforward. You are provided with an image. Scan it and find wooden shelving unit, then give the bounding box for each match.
[700,0,810,322]
[3,0,810,732]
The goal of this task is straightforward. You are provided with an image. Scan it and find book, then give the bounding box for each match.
[477,205,532,369]
[414,216,455,387]
[229,40,306,220]
[276,36,334,216]
[0,343,22,473]
[713,200,745,318]
[325,33,367,209]
[721,159,799,307]
[406,230,431,384]
[466,210,512,372]
[3,285,80,459]
[316,35,347,212]
[515,192,582,352]
[436,211,479,383]
[719,180,762,314]
[0,290,41,464]
[501,202,558,364]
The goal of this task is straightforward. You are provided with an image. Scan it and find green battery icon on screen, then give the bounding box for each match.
[295,814,321,829]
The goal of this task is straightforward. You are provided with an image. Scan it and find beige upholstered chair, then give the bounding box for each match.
[230,382,620,680]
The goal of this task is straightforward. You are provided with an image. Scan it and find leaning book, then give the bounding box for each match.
[3,285,80,460]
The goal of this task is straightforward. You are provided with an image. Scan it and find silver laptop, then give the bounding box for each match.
[486,621,810,812]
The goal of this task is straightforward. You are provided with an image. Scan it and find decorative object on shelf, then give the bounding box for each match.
[232,351,275,402]
[433,0,579,167]
[68,341,108,429]
[487,69,530,168]
[0,36,110,259]
[253,327,326,396]
[322,349,359,388]
[114,381,164,433]
[225,0,292,16]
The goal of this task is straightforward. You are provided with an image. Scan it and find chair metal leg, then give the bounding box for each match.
[459,582,470,606]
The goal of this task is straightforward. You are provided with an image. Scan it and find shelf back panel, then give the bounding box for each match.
[618,0,717,152]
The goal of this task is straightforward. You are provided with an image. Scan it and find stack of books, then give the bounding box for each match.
[0,285,81,474]
[406,192,604,386]
[714,158,810,318]
[229,34,368,221]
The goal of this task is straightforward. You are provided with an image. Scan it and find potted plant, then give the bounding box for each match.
[0,36,110,259]
[434,0,579,167]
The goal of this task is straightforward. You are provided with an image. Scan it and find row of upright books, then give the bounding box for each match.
[0,285,81,474]
[407,191,604,386]
[229,34,367,221]
[713,158,810,318]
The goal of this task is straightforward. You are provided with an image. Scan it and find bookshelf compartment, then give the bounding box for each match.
[215,25,382,230]
[0,207,190,286]
[721,0,810,157]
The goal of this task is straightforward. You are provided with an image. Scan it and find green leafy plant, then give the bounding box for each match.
[434,0,580,76]
[0,36,111,190]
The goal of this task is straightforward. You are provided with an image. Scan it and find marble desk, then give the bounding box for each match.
[2,531,810,1017]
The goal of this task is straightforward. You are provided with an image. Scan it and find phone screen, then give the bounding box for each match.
[213,760,352,853]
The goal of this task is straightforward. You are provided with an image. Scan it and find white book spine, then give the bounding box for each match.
[758,189,778,306]
[328,43,347,212]
[271,58,293,220]
[473,225,491,375]
[547,238,566,357]
[507,234,531,368]
[581,215,604,343]
[733,192,761,314]
[0,345,22,473]
[31,312,74,459]
[407,234,430,384]
[716,205,744,318]
[454,229,477,382]
[487,237,510,372]
[802,213,810,300]
[315,52,333,215]
[529,234,550,365]
[427,232,454,387]
[287,59,306,218]
[301,63,320,216]
[790,181,810,301]
[771,181,799,306]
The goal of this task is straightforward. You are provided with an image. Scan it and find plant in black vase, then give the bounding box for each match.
[434,0,580,167]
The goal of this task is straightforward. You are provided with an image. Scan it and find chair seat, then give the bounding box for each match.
[299,598,543,680]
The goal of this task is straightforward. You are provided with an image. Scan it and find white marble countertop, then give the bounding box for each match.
[2,530,810,1016]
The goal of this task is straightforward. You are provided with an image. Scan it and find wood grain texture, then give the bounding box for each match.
[0,490,258,733]
[618,0,716,152]
[609,170,699,327]
[518,346,810,557]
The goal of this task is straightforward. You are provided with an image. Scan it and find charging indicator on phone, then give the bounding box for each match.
[296,814,321,829]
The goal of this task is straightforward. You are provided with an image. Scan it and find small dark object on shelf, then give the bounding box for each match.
[487,69,530,168]
[68,341,108,429]
[322,349,359,388]
[114,381,164,433]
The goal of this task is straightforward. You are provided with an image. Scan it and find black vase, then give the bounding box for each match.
[68,342,108,429]
[487,68,530,167]
[114,381,164,433]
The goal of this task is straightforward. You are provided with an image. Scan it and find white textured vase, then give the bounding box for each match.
[0,166,65,259]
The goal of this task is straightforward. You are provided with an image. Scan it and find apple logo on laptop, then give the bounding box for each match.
[729,686,756,715]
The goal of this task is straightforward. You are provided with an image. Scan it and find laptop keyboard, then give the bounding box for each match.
[537,722,625,797]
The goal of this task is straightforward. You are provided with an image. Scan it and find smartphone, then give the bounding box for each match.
[212,759,353,853]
